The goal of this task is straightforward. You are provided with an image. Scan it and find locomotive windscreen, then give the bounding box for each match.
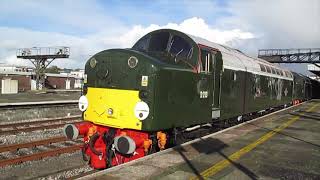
[133,32,195,69]
[149,32,170,51]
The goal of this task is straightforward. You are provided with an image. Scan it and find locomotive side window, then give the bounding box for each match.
[259,64,266,72]
[285,71,289,77]
[266,66,271,73]
[200,50,212,73]
[280,70,284,76]
[148,32,170,51]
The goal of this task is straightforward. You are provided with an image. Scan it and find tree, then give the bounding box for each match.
[45,65,60,74]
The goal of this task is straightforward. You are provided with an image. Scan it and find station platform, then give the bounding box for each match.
[81,100,320,180]
[0,100,78,107]
[0,91,80,104]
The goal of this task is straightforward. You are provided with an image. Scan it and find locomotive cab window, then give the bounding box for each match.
[133,36,149,51]
[169,35,193,60]
[168,35,194,68]
[148,32,170,51]
[134,32,196,69]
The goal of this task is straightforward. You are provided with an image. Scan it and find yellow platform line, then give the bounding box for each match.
[191,102,319,180]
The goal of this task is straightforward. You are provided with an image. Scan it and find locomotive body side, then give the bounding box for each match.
[219,68,293,120]
[292,72,313,102]
[190,35,294,120]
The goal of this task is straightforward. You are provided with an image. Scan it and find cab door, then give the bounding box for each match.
[212,51,222,110]
[200,49,221,119]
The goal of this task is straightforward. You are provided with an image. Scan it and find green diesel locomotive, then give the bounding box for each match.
[63,29,312,169]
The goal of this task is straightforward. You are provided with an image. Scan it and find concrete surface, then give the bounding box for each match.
[84,100,320,180]
[0,151,90,180]
[0,91,80,103]
[0,91,81,122]
[0,103,80,122]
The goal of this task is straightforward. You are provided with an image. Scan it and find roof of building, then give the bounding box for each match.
[0,71,77,78]
[0,64,34,68]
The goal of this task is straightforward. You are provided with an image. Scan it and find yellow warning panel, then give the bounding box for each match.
[84,87,142,130]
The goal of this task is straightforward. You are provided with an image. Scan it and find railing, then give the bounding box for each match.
[258,48,320,63]
[16,47,70,58]
[258,48,320,56]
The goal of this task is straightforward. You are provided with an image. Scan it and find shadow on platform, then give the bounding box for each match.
[173,137,259,180]
[247,120,320,149]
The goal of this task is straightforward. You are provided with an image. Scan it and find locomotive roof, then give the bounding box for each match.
[187,34,293,80]
[136,29,293,80]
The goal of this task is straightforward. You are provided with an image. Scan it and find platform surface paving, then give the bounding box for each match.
[84,100,320,180]
[0,91,79,103]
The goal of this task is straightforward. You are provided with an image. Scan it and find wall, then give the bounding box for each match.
[46,76,75,89]
[0,104,80,122]
[1,79,18,94]
[0,74,31,92]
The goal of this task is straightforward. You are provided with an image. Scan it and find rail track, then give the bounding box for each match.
[0,117,82,135]
[0,136,83,167]
[38,165,98,180]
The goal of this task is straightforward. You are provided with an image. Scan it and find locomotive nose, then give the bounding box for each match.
[63,124,79,140]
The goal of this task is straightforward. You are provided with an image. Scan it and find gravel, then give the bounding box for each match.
[0,151,93,180]
[0,115,81,126]
[0,128,63,146]
[0,121,94,180]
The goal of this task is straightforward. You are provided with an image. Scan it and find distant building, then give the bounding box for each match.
[45,73,75,90]
[70,69,85,78]
[60,69,84,89]
[0,64,82,94]
[70,70,84,88]
[0,63,34,73]
[0,72,32,94]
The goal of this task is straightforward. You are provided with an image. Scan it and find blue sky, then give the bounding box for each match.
[0,0,319,74]
[0,0,232,35]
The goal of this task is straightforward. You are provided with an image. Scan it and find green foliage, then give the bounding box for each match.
[45,65,61,74]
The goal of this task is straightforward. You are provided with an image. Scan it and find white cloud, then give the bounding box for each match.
[219,0,320,74]
[0,17,254,69]
[114,17,254,47]
[0,0,318,75]
[220,0,320,50]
